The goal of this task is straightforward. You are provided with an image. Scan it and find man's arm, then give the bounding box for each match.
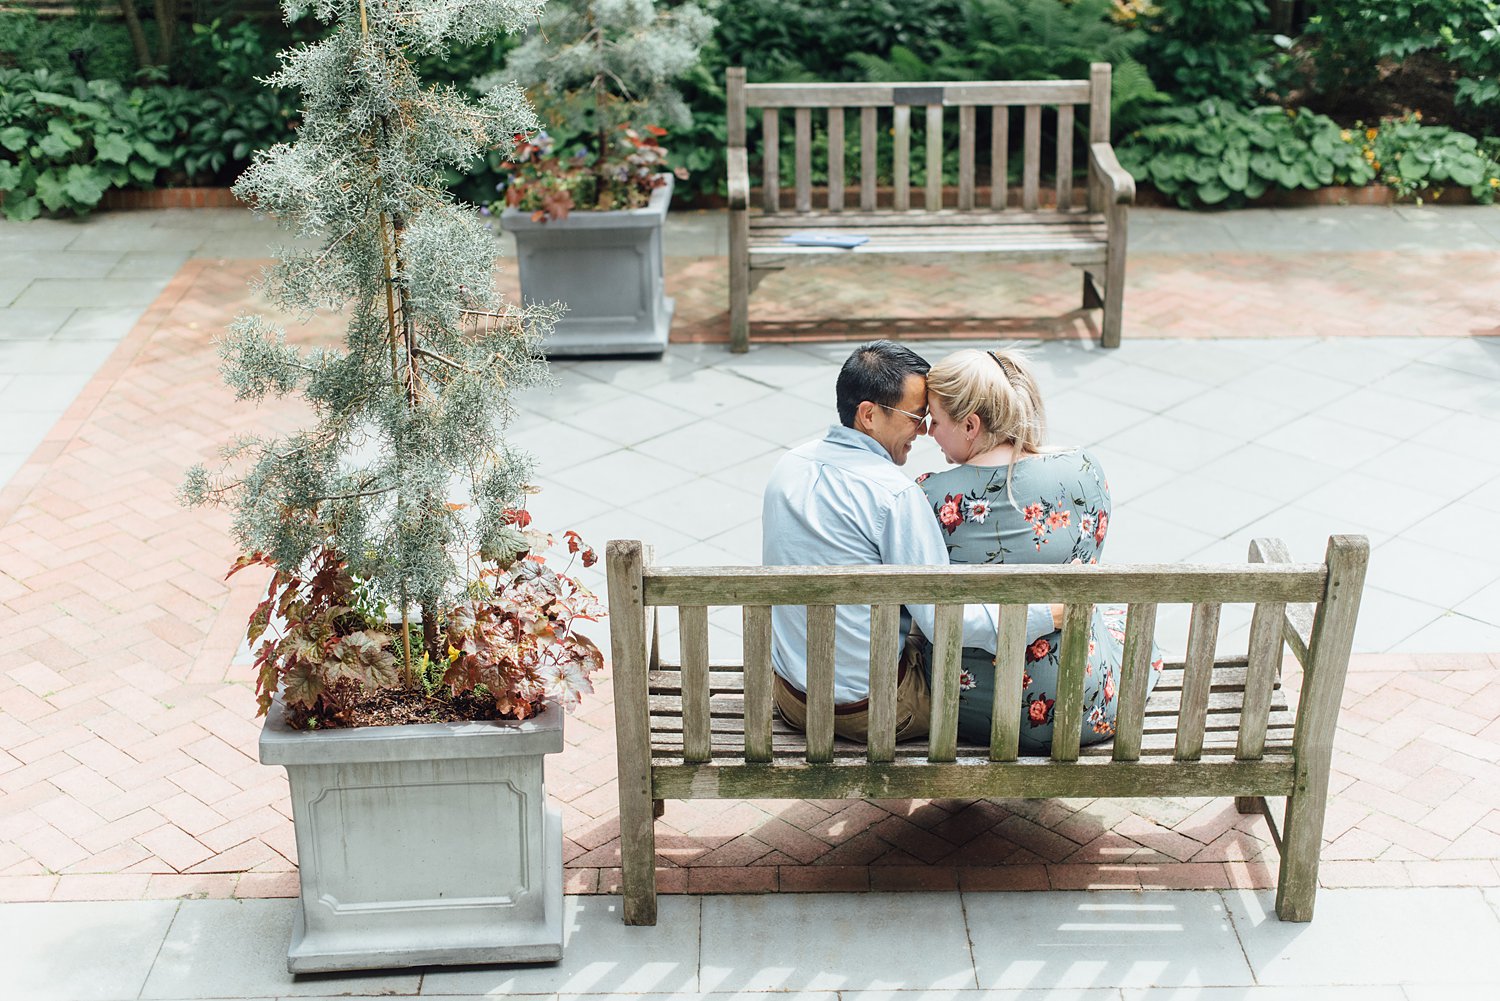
[882,487,1058,651]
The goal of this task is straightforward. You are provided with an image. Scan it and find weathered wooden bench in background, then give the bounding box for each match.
[608,535,1368,925]
[726,63,1136,352]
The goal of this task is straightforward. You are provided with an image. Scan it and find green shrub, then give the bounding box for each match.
[1136,0,1275,104]
[1118,100,1500,207]
[0,70,172,219]
[850,0,1165,134]
[1363,111,1500,198]
[0,9,139,81]
[1306,0,1500,126]
[714,0,965,84]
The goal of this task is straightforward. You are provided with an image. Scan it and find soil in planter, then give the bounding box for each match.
[288,681,531,730]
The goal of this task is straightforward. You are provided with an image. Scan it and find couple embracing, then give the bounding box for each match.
[762,340,1162,753]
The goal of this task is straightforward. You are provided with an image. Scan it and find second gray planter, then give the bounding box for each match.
[259,700,565,973]
[502,174,674,357]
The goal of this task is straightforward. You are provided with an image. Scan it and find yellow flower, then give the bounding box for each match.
[1490,177,1500,188]
[1372,161,1381,171]
[1365,127,1378,141]
[448,644,460,662]
[1364,149,1375,161]
[1414,110,1423,121]
[1340,129,1352,142]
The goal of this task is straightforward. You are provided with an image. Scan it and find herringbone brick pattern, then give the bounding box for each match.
[2,255,1498,902]
[653,251,1500,343]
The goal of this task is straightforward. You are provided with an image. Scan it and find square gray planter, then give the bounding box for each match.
[259,700,565,973]
[502,174,674,357]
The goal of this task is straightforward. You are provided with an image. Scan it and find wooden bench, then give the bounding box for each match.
[607,535,1368,925]
[726,64,1136,353]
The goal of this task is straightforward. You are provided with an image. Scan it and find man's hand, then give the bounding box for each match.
[1051,603,1065,631]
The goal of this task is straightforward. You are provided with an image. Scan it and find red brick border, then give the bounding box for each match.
[99,188,244,211]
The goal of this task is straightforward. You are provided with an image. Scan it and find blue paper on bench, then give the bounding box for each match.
[783,231,869,248]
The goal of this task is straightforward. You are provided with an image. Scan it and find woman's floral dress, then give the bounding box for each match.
[917,449,1163,752]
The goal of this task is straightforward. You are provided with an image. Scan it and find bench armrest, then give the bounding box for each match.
[1088,142,1135,206]
[728,147,749,211]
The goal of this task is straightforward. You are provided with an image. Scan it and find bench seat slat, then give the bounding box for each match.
[750,242,1108,262]
[749,210,1106,228]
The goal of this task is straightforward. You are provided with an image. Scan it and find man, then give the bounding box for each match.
[761,340,1058,742]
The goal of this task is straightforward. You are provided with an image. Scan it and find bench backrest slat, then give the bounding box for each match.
[1112,601,1159,762]
[958,105,977,211]
[763,110,780,214]
[893,105,912,211]
[867,603,902,763]
[805,604,837,763]
[926,104,944,210]
[861,107,879,211]
[680,604,711,763]
[1174,601,1222,761]
[743,605,775,762]
[991,106,1009,209]
[642,563,1327,606]
[1022,104,1043,212]
[828,107,846,213]
[795,107,813,213]
[1239,541,1289,761]
[1050,602,1092,762]
[928,603,965,762]
[988,603,1028,760]
[1056,104,1075,212]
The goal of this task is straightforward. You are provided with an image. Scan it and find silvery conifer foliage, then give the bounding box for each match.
[492,0,715,132]
[183,0,555,629]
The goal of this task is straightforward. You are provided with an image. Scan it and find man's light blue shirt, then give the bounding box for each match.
[762,425,1053,703]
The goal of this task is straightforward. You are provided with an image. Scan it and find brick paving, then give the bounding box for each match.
[657,251,1500,343]
[2,252,1500,902]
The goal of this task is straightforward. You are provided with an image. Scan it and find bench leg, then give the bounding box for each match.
[608,540,659,926]
[619,786,659,925]
[653,798,665,819]
[729,208,750,353]
[1101,207,1128,349]
[1275,790,1322,921]
[1234,795,1263,815]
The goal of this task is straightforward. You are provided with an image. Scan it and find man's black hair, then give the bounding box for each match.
[835,340,930,428]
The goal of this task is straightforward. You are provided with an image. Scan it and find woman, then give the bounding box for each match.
[916,347,1162,751]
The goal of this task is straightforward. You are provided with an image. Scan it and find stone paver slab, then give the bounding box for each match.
[965,890,1254,989]
[1,900,178,1001]
[699,892,975,993]
[13,277,169,309]
[420,895,701,995]
[141,898,421,998]
[0,306,72,339]
[1225,887,1500,986]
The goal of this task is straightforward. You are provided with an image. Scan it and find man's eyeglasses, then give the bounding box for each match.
[880,404,929,430]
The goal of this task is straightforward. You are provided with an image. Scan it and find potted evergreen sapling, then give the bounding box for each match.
[180,0,604,974]
[483,0,714,356]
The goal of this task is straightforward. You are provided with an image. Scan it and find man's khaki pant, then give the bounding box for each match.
[772,639,931,742]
